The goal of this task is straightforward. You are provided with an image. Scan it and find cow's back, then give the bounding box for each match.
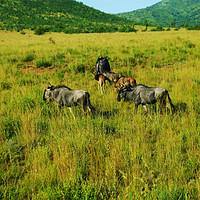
[135,85,166,104]
[60,89,86,106]
[154,87,167,99]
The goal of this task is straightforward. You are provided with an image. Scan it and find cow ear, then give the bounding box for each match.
[92,68,96,75]
[47,82,51,88]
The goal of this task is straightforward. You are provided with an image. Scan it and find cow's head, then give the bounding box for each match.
[43,83,55,101]
[117,87,127,102]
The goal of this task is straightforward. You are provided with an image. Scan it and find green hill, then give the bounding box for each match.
[116,0,200,27]
[0,0,134,33]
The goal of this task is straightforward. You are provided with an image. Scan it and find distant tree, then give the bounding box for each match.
[187,24,200,30]
[170,21,175,27]
[118,26,126,32]
[34,26,46,35]
[130,26,138,33]
[144,20,149,30]
[156,25,164,31]
[151,25,164,32]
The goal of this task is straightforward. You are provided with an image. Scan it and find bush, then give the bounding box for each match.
[1,80,12,90]
[20,31,26,35]
[0,139,25,165]
[1,116,21,139]
[35,119,51,135]
[151,28,157,32]
[34,27,48,35]
[156,25,164,31]
[22,54,35,62]
[74,64,85,74]
[36,58,52,68]
[184,40,196,48]
[151,26,164,32]
[19,96,36,113]
[187,25,200,30]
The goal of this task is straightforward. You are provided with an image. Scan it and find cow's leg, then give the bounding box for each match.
[100,81,103,94]
[143,104,148,113]
[97,81,99,90]
[102,80,105,93]
[58,105,62,115]
[159,97,167,113]
[98,80,103,94]
[87,107,92,117]
[82,105,88,117]
[68,107,76,120]
[166,103,171,110]
[135,104,138,114]
[75,101,87,117]
[100,78,105,94]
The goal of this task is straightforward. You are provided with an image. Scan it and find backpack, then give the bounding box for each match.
[95,56,111,74]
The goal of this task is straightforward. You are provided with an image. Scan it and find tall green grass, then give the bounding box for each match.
[0,30,200,199]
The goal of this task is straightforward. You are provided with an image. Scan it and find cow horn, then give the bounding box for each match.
[47,82,51,88]
[92,68,96,75]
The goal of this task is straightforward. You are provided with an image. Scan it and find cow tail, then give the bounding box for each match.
[167,92,175,110]
[86,92,95,112]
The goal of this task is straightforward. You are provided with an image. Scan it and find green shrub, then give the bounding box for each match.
[1,80,12,90]
[1,116,21,139]
[19,96,36,113]
[36,58,52,68]
[35,119,51,135]
[0,139,25,165]
[22,54,35,62]
[67,48,80,55]
[187,25,200,30]
[151,28,157,31]
[56,71,65,82]
[184,40,196,48]
[151,25,164,31]
[20,31,26,35]
[34,27,48,35]
[75,64,85,74]
[69,63,86,74]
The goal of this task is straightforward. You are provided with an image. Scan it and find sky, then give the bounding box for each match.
[77,0,162,14]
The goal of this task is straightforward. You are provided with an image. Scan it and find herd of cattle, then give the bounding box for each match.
[43,56,174,118]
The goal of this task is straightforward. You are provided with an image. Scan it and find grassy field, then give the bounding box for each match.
[0,29,200,199]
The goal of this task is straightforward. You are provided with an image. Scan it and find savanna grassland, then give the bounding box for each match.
[0,29,200,199]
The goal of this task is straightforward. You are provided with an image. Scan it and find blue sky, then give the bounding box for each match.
[77,0,162,14]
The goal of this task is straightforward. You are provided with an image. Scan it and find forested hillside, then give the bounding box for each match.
[117,0,200,27]
[0,0,134,33]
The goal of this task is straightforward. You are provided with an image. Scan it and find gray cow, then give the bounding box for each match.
[43,84,95,119]
[117,84,174,113]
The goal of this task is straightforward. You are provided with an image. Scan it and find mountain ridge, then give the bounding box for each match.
[0,0,134,33]
[116,0,200,26]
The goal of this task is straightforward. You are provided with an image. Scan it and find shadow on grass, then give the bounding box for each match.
[173,102,187,113]
[93,108,119,119]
